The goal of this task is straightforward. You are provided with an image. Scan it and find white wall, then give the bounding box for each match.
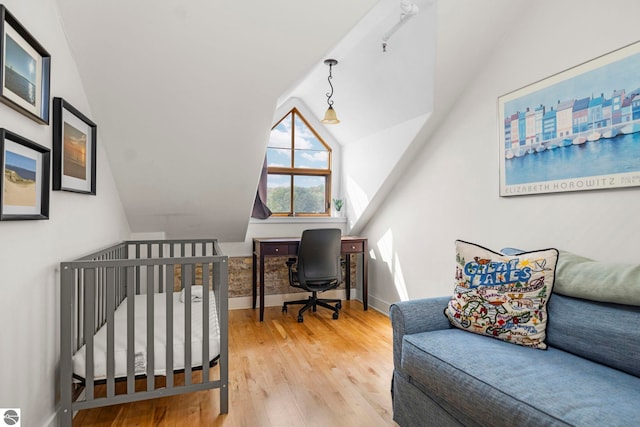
[343,112,428,228]
[0,1,130,425]
[363,0,640,312]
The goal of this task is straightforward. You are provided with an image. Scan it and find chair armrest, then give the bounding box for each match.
[389,296,452,369]
[286,257,297,286]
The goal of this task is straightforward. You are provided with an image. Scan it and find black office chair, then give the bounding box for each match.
[282,228,343,322]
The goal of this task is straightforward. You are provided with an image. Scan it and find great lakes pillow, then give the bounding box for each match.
[444,240,559,349]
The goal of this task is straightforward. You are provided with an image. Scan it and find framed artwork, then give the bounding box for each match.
[53,97,97,195]
[498,41,640,196]
[0,128,50,220]
[0,5,51,124]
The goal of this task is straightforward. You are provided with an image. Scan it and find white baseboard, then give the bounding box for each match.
[228,290,391,318]
[367,294,392,316]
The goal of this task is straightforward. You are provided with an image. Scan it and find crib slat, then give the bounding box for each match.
[165,264,174,388]
[183,264,192,386]
[126,266,135,394]
[76,270,83,352]
[84,269,96,401]
[146,265,155,392]
[159,244,164,292]
[202,263,210,383]
[135,244,141,294]
[106,267,116,397]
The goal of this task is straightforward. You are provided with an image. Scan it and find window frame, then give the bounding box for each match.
[267,108,332,217]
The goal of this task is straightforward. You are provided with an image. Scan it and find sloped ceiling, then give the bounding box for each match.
[56,0,532,242]
[56,0,378,241]
[280,0,436,145]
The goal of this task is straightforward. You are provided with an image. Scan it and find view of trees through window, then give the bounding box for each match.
[266,109,331,215]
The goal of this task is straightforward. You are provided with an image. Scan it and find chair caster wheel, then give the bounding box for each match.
[332,312,339,320]
[336,302,342,309]
[282,306,287,313]
[297,316,304,323]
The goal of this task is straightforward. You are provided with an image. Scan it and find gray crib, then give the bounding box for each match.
[59,239,228,426]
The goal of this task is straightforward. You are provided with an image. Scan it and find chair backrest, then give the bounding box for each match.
[296,228,342,287]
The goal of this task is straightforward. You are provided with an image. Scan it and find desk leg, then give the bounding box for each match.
[252,253,257,310]
[363,241,368,310]
[259,253,265,321]
[345,255,351,300]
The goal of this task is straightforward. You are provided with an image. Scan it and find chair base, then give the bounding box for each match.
[282,291,342,322]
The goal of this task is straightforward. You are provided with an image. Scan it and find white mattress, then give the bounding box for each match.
[72,291,220,381]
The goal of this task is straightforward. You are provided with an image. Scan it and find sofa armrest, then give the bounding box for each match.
[390,296,452,369]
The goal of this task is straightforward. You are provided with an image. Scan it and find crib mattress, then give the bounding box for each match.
[72,291,220,381]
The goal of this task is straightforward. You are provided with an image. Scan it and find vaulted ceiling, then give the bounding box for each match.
[56,0,380,240]
[56,0,530,241]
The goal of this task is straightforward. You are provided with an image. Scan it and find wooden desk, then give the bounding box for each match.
[252,236,368,321]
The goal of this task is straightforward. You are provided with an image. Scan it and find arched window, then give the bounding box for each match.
[266,108,331,216]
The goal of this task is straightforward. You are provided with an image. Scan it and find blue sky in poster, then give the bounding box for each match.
[6,150,36,172]
[504,51,640,117]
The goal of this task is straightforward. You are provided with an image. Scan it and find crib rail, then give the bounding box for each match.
[59,239,228,426]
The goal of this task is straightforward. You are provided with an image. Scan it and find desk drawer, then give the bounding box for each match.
[342,241,364,253]
[262,244,295,256]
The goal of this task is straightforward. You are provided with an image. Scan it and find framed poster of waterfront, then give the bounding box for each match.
[0,5,51,125]
[498,41,640,196]
[0,128,50,220]
[53,98,97,194]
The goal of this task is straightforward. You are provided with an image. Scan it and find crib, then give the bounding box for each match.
[59,239,228,426]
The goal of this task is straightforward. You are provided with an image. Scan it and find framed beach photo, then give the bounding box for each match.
[53,98,97,195]
[0,128,50,220]
[0,5,51,125]
[498,41,640,196]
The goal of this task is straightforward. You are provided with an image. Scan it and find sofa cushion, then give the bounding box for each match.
[547,293,640,377]
[445,240,559,349]
[555,250,640,306]
[401,329,640,426]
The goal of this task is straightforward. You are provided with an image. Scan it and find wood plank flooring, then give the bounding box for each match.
[72,300,397,426]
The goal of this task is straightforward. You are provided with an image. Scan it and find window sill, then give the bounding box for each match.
[249,216,347,224]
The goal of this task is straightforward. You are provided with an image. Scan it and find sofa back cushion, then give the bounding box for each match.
[554,250,640,306]
[546,293,640,377]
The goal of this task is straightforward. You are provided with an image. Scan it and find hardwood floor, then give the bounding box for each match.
[72,300,397,426]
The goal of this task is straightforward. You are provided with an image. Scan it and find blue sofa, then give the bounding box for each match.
[390,250,640,426]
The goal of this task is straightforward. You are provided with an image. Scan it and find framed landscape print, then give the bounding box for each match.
[0,5,51,124]
[498,41,640,196]
[53,97,97,195]
[0,128,50,220]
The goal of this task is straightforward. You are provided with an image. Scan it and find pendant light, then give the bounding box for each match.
[321,59,340,124]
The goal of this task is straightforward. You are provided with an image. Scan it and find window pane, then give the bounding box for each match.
[293,175,326,214]
[267,175,291,213]
[294,116,329,169]
[267,147,291,167]
[269,113,292,148]
[294,116,324,150]
[294,149,329,169]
